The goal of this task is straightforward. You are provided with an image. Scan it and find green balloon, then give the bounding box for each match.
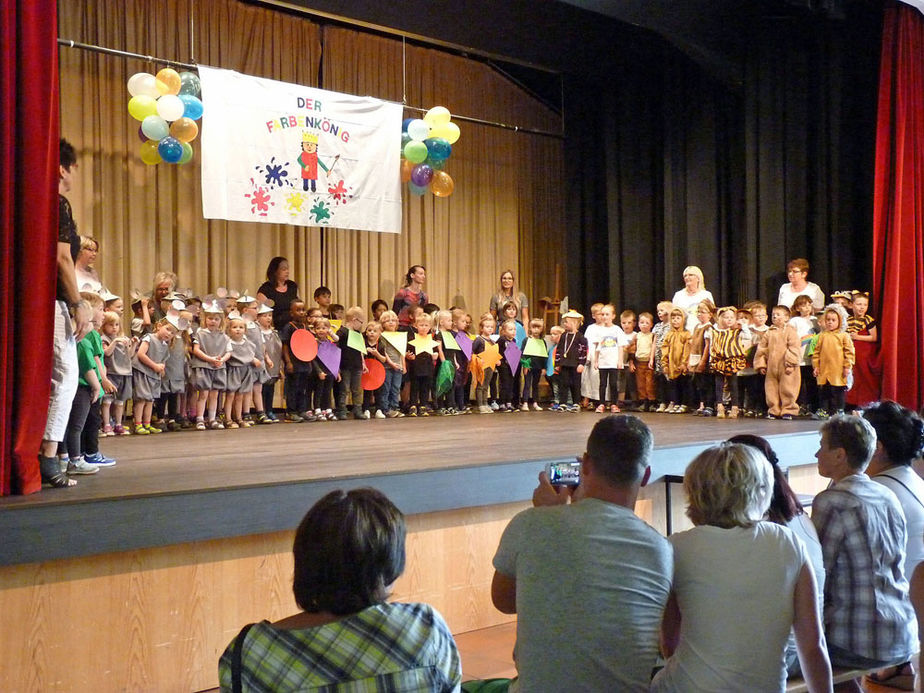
[403,140,428,164]
[178,142,194,165]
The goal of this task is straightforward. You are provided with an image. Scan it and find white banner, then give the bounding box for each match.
[199,66,402,232]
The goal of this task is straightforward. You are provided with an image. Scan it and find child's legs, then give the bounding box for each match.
[251,383,264,413]
[80,397,102,456]
[780,368,801,416]
[224,390,236,419]
[765,374,782,416]
[101,399,112,429]
[655,373,668,404]
[348,369,364,412]
[196,388,209,419]
[113,401,125,426]
[498,367,514,404]
[615,368,627,403]
[136,399,153,425]
[751,374,766,412]
[524,368,541,403]
[241,390,253,418]
[598,368,614,404]
[61,385,93,458]
[489,369,498,401]
[417,375,432,408]
[262,380,277,413]
[453,383,466,410]
[207,390,220,420]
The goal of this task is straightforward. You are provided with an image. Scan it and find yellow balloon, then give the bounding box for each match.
[169,117,199,143]
[430,121,461,144]
[128,95,158,121]
[430,171,454,197]
[155,68,182,96]
[423,106,451,127]
[140,140,162,165]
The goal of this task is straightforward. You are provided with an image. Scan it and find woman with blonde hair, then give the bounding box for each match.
[652,443,831,692]
[489,269,529,325]
[671,265,715,332]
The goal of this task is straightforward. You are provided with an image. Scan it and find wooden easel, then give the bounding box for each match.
[537,264,563,327]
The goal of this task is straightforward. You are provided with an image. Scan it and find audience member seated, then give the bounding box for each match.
[491,415,673,692]
[729,433,826,677]
[859,401,924,690]
[651,443,831,693]
[812,414,918,691]
[218,488,461,692]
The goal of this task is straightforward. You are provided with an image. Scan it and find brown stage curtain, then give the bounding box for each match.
[58,2,565,320]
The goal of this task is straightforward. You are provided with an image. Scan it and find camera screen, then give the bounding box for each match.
[547,461,581,487]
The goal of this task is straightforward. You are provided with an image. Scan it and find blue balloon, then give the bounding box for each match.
[402,118,414,133]
[179,94,204,120]
[407,182,428,196]
[425,137,452,162]
[158,136,184,163]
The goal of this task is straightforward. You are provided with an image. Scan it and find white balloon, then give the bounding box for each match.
[155,94,185,121]
[128,72,158,98]
[407,118,430,142]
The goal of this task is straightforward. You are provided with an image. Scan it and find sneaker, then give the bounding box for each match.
[595,404,605,413]
[766,413,777,420]
[655,403,667,413]
[490,401,500,411]
[478,404,493,414]
[386,409,400,418]
[362,410,372,420]
[179,417,195,429]
[549,403,561,412]
[811,409,830,421]
[196,421,207,430]
[568,404,581,412]
[610,404,622,413]
[256,413,273,425]
[226,421,240,429]
[240,419,254,427]
[113,424,128,436]
[374,410,386,419]
[408,406,418,417]
[702,407,715,417]
[532,402,543,411]
[166,419,182,432]
[101,426,114,437]
[67,457,100,475]
[134,423,150,435]
[729,406,740,419]
[419,407,429,417]
[715,404,726,419]
[781,414,794,420]
[145,424,162,434]
[336,411,349,421]
[520,403,530,412]
[286,412,304,423]
[209,420,225,430]
[84,452,117,467]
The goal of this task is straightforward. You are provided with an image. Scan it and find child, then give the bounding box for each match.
[450,309,472,414]
[280,300,312,423]
[336,306,368,420]
[433,309,456,414]
[377,310,406,417]
[310,317,337,421]
[845,290,880,408]
[100,311,133,436]
[650,301,674,412]
[190,301,231,430]
[472,314,498,414]
[581,302,604,409]
[812,304,855,418]
[240,298,272,424]
[634,312,656,411]
[738,302,770,417]
[406,312,437,416]
[546,325,565,409]
[314,286,333,318]
[58,292,110,475]
[224,315,263,428]
[554,310,588,412]
[754,305,801,419]
[592,304,629,414]
[710,306,751,419]
[159,300,189,430]
[363,321,388,418]
[788,294,819,416]
[660,308,691,413]
[831,290,853,311]
[619,310,638,408]
[371,299,388,322]
[497,319,522,412]
[102,290,124,316]
[688,301,715,416]
[130,291,152,339]
[257,303,282,422]
[521,318,547,411]
[132,316,179,434]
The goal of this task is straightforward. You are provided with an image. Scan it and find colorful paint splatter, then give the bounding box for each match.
[285,192,308,215]
[254,157,292,189]
[244,178,275,217]
[309,200,332,224]
[327,179,353,205]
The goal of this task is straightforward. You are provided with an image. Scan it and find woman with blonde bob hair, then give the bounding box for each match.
[651,444,832,693]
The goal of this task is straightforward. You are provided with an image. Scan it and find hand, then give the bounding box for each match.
[407,352,416,361]
[843,367,851,379]
[265,357,273,370]
[214,358,224,368]
[533,471,572,507]
[155,363,166,375]
[253,359,263,369]
[784,365,794,374]
[335,374,342,382]
[576,364,584,374]
[102,378,117,394]
[813,368,819,378]
[285,362,294,374]
[759,367,767,375]
[362,363,369,374]
[319,371,326,380]
[90,385,101,402]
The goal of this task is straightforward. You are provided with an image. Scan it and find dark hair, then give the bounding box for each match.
[586,415,652,486]
[821,414,877,470]
[728,434,802,523]
[422,303,440,314]
[265,256,289,283]
[404,265,425,287]
[288,299,305,318]
[371,299,388,313]
[60,138,77,170]
[292,488,406,615]
[314,286,332,300]
[861,400,924,466]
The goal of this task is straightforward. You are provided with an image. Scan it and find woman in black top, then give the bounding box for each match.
[257,256,300,331]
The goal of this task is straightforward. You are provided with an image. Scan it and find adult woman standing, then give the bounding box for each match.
[219,488,461,691]
[257,256,299,331]
[778,258,825,312]
[150,271,177,322]
[75,236,103,292]
[671,266,715,332]
[392,264,428,327]
[489,270,529,324]
[651,443,831,693]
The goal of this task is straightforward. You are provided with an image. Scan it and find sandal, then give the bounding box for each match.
[39,455,76,488]
[867,663,915,691]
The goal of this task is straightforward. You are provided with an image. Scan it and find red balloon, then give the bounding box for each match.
[361,358,386,390]
[290,329,318,362]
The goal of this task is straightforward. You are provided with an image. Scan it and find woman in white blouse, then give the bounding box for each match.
[777,258,825,312]
[671,266,715,333]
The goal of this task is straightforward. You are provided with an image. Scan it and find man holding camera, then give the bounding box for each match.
[491,415,672,691]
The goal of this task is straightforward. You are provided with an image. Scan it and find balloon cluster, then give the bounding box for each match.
[400,106,460,197]
[127,68,204,165]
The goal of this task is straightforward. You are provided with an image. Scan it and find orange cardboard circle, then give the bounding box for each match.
[361,358,386,390]
[290,328,318,361]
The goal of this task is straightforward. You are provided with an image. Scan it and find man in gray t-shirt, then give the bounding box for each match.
[492,415,672,692]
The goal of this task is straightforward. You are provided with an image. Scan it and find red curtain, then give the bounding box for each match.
[0,0,59,495]
[873,1,924,412]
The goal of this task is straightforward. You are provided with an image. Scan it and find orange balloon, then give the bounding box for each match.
[155,68,182,96]
[169,117,199,143]
[400,158,414,183]
[430,170,454,197]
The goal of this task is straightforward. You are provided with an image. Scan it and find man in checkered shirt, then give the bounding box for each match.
[812,414,917,672]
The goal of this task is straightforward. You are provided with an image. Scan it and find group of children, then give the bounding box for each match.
[59,280,879,475]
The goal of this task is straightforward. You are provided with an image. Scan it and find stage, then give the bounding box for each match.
[0,410,822,566]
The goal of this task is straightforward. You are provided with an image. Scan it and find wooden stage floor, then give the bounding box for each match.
[0,410,822,566]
